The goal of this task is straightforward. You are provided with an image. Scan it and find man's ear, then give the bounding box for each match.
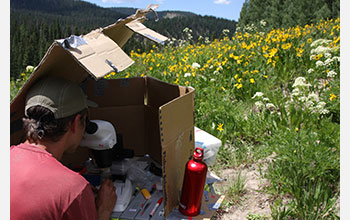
[70,114,81,133]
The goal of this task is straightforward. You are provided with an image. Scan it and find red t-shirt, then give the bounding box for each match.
[10,143,98,220]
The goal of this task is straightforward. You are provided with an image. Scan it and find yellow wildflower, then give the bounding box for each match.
[149,67,153,71]
[234,83,243,89]
[269,48,278,57]
[250,78,255,84]
[296,48,304,57]
[221,86,226,91]
[315,54,323,60]
[281,43,292,50]
[217,123,224,132]
[330,93,337,101]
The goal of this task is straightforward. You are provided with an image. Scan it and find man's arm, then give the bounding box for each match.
[95,179,117,220]
[63,179,116,220]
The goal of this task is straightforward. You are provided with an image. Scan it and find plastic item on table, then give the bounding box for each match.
[113,178,133,212]
[194,126,222,166]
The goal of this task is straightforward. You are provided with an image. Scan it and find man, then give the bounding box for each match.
[10,76,117,220]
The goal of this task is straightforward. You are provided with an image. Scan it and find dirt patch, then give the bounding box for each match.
[213,157,274,220]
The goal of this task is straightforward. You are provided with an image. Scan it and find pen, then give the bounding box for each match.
[141,200,151,215]
[149,197,163,218]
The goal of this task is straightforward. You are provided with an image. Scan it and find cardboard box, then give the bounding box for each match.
[10,5,222,219]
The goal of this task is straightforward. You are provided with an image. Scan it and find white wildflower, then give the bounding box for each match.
[315,101,329,115]
[308,92,318,102]
[316,60,325,67]
[260,20,267,27]
[222,29,230,36]
[187,34,193,40]
[210,78,216,82]
[183,27,192,33]
[324,58,333,66]
[327,70,337,78]
[255,101,264,109]
[192,62,201,69]
[292,77,311,88]
[26,65,34,72]
[252,92,264,99]
[266,103,276,111]
[316,101,327,109]
[319,109,330,115]
[305,100,314,108]
[324,52,332,58]
[292,88,301,96]
[184,73,192,77]
[310,39,332,48]
[311,46,333,55]
[263,97,270,102]
[308,68,314,74]
[332,56,340,62]
[298,96,307,102]
[310,54,316,60]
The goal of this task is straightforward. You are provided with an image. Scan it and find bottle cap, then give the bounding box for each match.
[193,147,204,160]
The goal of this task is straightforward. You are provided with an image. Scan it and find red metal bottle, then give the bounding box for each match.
[179,147,208,216]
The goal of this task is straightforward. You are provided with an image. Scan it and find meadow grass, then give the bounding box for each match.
[11,17,340,219]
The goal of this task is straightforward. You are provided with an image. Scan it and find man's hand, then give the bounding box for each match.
[95,178,117,220]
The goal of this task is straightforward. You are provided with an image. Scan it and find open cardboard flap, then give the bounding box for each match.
[126,21,168,44]
[102,4,168,48]
[10,4,222,219]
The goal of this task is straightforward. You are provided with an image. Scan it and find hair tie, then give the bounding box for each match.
[36,112,49,140]
[37,121,45,139]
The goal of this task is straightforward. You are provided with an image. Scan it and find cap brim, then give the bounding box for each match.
[87,99,98,108]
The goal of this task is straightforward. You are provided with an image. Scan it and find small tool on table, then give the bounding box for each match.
[141,201,151,215]
[149,197,163,219]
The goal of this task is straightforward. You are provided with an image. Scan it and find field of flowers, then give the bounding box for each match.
[11,17,340,219]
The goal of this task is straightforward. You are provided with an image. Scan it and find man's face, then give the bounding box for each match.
[66,113,87,153]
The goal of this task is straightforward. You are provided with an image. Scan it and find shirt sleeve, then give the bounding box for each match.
[62,184,98,220]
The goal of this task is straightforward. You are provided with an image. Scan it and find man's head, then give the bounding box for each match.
[23,76,90,144]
